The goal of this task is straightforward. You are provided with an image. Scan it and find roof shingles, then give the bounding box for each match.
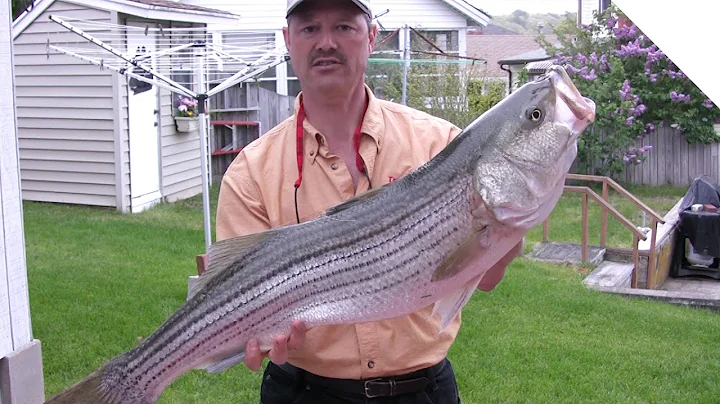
[127,0,234,15]
[466,34,557,77]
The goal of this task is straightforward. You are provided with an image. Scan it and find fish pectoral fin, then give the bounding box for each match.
[196,351,247,374]
[188,231,274,300]
[324,184,390,216]
[431,276,482,332]
[431,228,489,282]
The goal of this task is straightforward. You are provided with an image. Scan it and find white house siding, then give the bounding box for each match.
[158,22,205,203]
[374,0,467,29]
[579,0,599,27]
[186,0,286,31]
[15,1,118,207]
[187,0,474,96]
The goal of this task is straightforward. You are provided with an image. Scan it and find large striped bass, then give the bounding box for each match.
[46,65,595,404]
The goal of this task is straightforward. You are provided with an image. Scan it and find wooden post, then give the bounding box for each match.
[0,0,45,400]
[647,219,659,289]
[581,192,588,263]
[601,180,609,247]
[632,236,640,288]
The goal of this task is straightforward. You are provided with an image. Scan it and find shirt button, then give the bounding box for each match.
[331,163,338,170]
[367,360,375,369]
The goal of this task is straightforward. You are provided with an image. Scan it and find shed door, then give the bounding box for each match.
[127,20,161,213]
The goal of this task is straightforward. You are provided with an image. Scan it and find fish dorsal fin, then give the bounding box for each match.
[187,230,273,300]
[325,184,389,216]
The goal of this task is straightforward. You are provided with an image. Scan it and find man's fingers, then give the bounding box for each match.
[287,320,307,351]
[268,335,288,365]
[244,338,262,371]
[477,238,524,292]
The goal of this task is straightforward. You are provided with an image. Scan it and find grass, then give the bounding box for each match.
[23,183,720,403]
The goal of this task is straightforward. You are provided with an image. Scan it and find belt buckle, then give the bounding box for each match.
[364,378,396,398]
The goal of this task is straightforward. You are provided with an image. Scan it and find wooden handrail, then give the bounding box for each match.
[565,186,648,240]
[566,174,665,224]
[542,173,664,289]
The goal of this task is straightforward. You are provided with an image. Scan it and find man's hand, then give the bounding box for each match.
[477,238,524,292]
[244,320,307,371]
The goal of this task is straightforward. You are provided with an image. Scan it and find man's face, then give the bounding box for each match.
[283,0,377,96]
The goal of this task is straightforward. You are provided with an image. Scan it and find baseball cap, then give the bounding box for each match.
[286,0,373,18]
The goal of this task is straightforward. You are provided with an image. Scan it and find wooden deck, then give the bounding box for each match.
[525,241,606,266]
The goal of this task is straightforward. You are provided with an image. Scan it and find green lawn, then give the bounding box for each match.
[23,183,720,403]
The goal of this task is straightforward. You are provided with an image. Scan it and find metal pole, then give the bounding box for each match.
[196,57,212,253]
[401,25,409,105]
[48,45,197,98]
[49,15,193,97]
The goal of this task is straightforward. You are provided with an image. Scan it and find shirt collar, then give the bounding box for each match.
[293,84,385,163]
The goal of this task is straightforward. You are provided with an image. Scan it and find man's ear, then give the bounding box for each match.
[283,26,290,50]
[368,23,378,53]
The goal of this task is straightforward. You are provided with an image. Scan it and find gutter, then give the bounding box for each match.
[500,63,512,94]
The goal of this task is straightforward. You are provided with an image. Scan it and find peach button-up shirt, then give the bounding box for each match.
[216,84,462,380]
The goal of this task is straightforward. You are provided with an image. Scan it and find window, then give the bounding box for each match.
[287,60,301,97]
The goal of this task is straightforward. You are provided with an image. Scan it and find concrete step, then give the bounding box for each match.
[583,261,635,289]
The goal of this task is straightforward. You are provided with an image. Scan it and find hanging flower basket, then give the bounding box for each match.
[175,116,199,133]
[174,95,200,133]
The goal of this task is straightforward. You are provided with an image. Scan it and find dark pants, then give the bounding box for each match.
[259,358,461,404]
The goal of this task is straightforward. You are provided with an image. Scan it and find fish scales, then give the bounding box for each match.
[45,65,596,404]
[114,161,478,398]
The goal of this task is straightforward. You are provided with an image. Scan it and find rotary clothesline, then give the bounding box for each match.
[46,15,289,253]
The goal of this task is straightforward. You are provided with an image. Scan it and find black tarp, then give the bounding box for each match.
[678,175,720,257]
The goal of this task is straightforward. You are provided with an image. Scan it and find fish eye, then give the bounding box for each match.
[526,107,543,122]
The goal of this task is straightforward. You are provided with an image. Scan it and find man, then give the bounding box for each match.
[215,0,523,402]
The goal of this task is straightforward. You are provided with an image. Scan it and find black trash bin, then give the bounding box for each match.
[671,175,720,279]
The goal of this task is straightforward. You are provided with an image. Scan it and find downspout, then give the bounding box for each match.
[500,63,512,94]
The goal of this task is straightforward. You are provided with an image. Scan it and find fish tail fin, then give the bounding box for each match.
[45,366,120,404]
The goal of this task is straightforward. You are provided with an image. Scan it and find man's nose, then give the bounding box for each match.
[315,29,338,51]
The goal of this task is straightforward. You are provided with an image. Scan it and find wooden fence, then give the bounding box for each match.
[208,84,296,182]
[571,124,720,187]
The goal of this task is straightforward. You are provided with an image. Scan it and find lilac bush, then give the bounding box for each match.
[537,5,720,178]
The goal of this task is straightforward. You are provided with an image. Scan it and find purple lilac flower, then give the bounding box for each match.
[575,53,588,66]
[619,79,632,100]
[617,38,647,58]
[626,116,635,126]
[614,24,638,41]
[646,123,655,132]
[670,91,691,103]
[704,99,716,109]
[606,17,617,30]
[629,104,647,116]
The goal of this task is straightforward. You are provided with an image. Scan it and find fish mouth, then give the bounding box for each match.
[547,65,596,134]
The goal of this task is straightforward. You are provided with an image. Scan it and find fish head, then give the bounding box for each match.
[473,65,596,228]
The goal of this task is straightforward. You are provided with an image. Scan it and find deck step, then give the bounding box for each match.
[526,241,605,266]
[583,261,635,289]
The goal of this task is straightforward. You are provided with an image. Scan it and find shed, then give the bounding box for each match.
[11,0,239,213]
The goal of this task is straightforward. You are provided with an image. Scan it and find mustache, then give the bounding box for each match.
[309,50,347,66]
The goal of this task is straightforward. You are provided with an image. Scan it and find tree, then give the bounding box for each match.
[537,5,720,178]
[12,0,32,19]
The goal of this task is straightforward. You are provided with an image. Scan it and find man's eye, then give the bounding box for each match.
[302,26,316,33]
[338,25,352,31]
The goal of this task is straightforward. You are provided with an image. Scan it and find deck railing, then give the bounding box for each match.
[543,174,666,288]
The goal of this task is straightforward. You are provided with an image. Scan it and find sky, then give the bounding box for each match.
[470,0,578,16]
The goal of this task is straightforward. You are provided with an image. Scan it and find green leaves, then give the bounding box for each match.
[537,4,720,179]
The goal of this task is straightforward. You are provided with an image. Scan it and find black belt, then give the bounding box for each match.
[277,360,444,398]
